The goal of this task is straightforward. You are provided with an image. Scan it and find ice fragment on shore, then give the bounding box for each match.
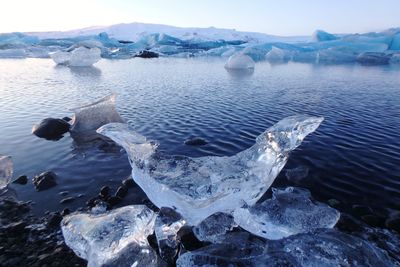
[224,53,255,69]
[193,212,236,243]
[0,155,13,190]
[61,205,159,267]
[70,94,124,139]
[233,187,340,240]
[97,115,323,225]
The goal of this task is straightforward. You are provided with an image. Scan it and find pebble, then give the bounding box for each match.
[32,171,57,191]
[12,175,28,185]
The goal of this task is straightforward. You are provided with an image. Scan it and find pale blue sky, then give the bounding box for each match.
[2,0,399,35]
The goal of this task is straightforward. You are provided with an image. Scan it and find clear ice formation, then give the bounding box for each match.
[0,155,13,190]
[50,47,101,66]
[193,212,237,243]
[233,187,340,240]
[97,115,323,225]
[177,230,398,266]
[154,207,186,263]
[61,205,160,267]
[70,94,124,140]
[224,53,255,69]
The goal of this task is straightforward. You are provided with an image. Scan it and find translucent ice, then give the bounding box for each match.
[155,207,186,264]
[70,94,124,140]
[69,47,101,67]
[233,187,340,240]
[312,30,338,42]
[285,166,309,183]
[0,155,13,190]
[97,115,323,225]
[61,205,160,267]
[265,46,287,62]
[193,212,237,243]
[224,53,255,69]
[177,230,398,266]
[390,33,400,50]
[50,51,71,65]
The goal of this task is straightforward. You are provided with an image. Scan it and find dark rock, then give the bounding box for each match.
[122,178,135,188]
[61,208,70,217]
[357,52,391,65]
[107,196,122,206]
[115,186,128,198]
[100,186,110,198]
[184,137,208,146]
[178,226,204,251]
[327,198,341,208]
[60,197,75,204]
[385,217,400,233]
[12,175,28,185]
[33,171,57,191]
[134,50,159,58]
[86,197,99,208]
[1,221,27,233]
[352,204,373,216]
[32,118,70,140]
[62,117,72,122]
[48,213,62,228]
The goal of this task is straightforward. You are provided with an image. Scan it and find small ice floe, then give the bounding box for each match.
[50,46,101,67]
[97,115,323,225]
[233,187,340,240]
[61,205,161,267]
[70,94,124,141]
[0,155,13,190]
[224,53,255,70]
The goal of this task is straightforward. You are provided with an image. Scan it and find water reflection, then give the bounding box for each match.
[69,66,102,77]
[225,68,254,78]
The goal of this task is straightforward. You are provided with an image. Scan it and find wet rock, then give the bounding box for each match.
[327,198,341,208]
[1,221,27,233]
[122,177,135,188]
[184,137,208,146]
[60,197,75,204]
[115,186,128,198]
[33,171,57,191]
[86,196,99,208]
[99,186,110,198]
[62,117,72,122]
[48,212,62,228]
[32,118,70,140]
[12,175,28,185]
[61,208,70,217]
[107,196,122,206]
[134,50,159,58]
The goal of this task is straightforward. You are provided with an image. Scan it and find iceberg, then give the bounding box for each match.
[61,205,160,267]
[50,46,101,66]
[70,94,124,140]
[390,33,400,50]
[312,30,338,42]
[0,155,13,190]
[193,212,237,243]
[0,48,26,58]
[224,53,255,69]
[265,46,288,62]
[390,53,400,64]
[357,52,391,65]
[154,207,186,264]
[177,230,398,266]
[97,115,323,225]
[233,187,340,240]
[50,51,71,65]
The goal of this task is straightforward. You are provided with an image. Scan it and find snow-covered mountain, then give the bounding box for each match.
[27,22,309,43]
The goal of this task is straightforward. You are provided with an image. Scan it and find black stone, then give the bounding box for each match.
[100,186,110,198]
[134,50,159,58]
[122,178,135,188]
[32,118,70,140]
[47,212,62,228]
[12,175,28,185]
[184,137,208,146]
[61,208,70,217]
[32,171,57,191]
[108,196,122,206]
[115,186,128,198]
[62,117,72,122]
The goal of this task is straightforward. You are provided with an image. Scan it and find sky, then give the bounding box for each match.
[1,0,399,36]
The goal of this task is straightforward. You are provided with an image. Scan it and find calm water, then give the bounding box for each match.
[0,58,399,225]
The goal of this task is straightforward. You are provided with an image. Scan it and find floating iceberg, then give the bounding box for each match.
[50,46,101,66]
[61,205,160,267]
[193,212,237,243]
[177,230,398,266]
[0,48,26,58]
[0,155,13,190]
[265,46,287,62]
[233,187,340,240]
[70,94,124,140]
[312,30,338,42]
[390,33,400,50]
[97,115,323,225]
[224,53,255,70]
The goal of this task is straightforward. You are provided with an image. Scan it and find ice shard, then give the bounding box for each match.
[224,53,255,69]
[177,230,398,266]
[97,115,323,225]
[70,94,124,140]
[0,155,13,190]
[193,212,237,243]
[154,207,186,264]
[61,205,160,267]
[233,187,340,240]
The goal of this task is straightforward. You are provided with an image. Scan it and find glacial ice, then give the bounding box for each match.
[0,155,13,190]
[233,187,340,240]
[97,115,323,225]
[177,230,398,266]
[70,94,124,140]
[50,47,101,66]
[224,53,255,69]
[0,48,26,58]
[193,212,237,243]
[390,33,400,50]
[265,46,287,62]
[154,207,186,263]
[312,30,338,42]
[357,52,391,65]
[390,54,400,64]
[61,205,160,267]
[50,51,70,65]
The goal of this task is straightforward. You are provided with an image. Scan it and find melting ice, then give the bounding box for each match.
[0,155,13,190]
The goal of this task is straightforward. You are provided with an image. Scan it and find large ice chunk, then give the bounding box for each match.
[49,51,71,65]
[177,230,398,266]
[312,30,338,42]
[70,94,124,140]
[97,115,323,225]
[61,205,160,267]
[224,53,255,69]
[50,47,101,67]
[265,46,287,62]
[193,212,237,243]
[390,33,400,50]
[0,155,13,190]
[233,187,340,240]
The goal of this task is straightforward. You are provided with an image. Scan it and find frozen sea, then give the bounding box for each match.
[0,58,399,227]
